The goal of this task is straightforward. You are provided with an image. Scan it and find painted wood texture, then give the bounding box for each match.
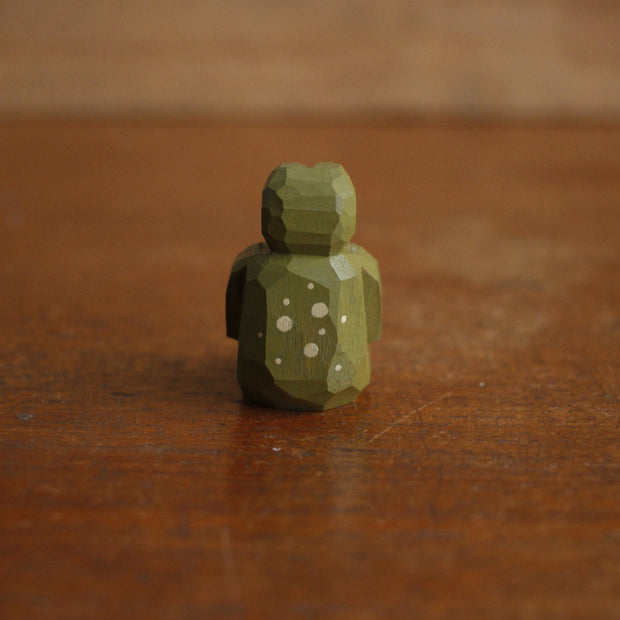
[1,1,620,118]
[1,121,619,618]
[227,162,382,410]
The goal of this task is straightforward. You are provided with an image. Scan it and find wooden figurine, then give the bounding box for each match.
[226,162,381,411]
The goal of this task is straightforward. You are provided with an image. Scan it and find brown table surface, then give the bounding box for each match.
[1,120,619,619]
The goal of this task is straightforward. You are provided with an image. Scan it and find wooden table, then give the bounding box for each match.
[1,121,618,619]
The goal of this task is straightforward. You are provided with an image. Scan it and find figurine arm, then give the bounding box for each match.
[226,243,268,340]
[358,249,382,343]
[225,261,246,340]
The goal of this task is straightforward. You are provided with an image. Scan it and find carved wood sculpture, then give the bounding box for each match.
[226,162,381,410]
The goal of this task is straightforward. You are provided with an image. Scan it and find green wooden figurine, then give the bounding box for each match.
[226,162,381,410]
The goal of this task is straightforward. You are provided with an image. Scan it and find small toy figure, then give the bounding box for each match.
[226,162,381,410]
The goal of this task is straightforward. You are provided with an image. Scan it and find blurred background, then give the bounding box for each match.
[1,0,619,120]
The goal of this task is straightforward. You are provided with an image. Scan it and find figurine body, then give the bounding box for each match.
[226,163,381,411]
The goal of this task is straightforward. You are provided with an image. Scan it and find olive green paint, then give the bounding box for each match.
[226,162,381,411]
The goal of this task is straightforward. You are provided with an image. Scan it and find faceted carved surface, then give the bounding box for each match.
[227,163,381,411]
[262,162,356,256]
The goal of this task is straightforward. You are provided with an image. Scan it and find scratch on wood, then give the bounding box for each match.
[365,393,452,445]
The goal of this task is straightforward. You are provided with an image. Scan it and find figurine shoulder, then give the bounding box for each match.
[230,242,270,273]
[343,243,379,277]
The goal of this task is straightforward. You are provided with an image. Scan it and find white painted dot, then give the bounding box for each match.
[303,343,319,358]
[307,282,314,290]
[283,298,290,306]
[335,364,342,372]
[257,332,264,338]
[275,358,282,365]
[311,302,329,318]
[318,328,326,336]
[276,315,293,332]
[340,315,348,324]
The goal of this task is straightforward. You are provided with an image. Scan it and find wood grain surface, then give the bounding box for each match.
[1,1,620,118]
[1,121,619,618]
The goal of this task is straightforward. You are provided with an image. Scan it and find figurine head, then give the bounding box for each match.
[261,162,356,255]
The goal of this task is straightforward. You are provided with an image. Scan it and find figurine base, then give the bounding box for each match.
[242,386,363,411]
